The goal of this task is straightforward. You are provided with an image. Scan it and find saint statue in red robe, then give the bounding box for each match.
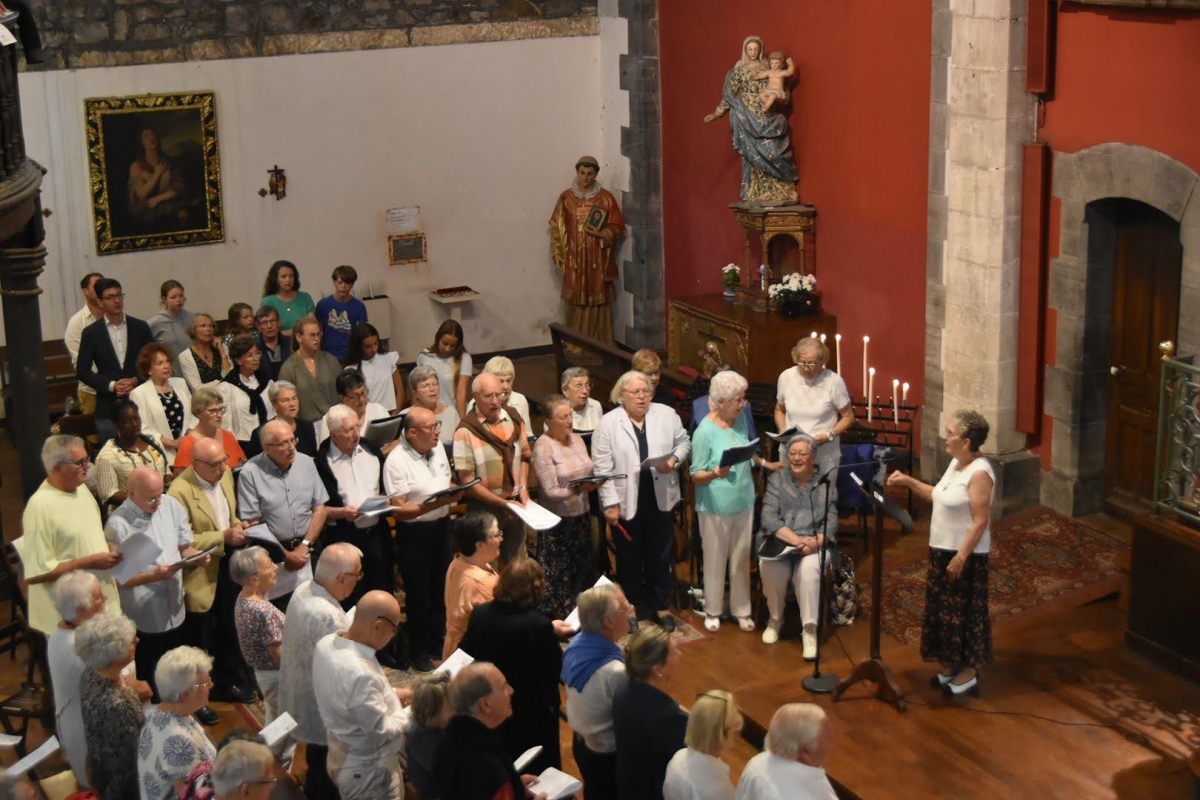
[549,155,626,344]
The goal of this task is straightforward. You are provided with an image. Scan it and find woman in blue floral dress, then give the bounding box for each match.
[137,646,218,800]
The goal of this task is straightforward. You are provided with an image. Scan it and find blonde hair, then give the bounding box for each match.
[631,349,662,374]
[610,370,651,405]
[624,623,672,682]
[483,356,515,378]
[686,690,744,755]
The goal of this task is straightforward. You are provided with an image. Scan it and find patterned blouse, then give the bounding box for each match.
[533,432,593,517]
[137,708,217,800]
[80,668,144,800]
[94,435,170,502]
[189,346,223,385]
[158,389,186,439]
[235,593,286,671]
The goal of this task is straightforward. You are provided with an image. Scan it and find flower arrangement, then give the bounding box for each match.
[768,272,819,317]
[721,263,741,291]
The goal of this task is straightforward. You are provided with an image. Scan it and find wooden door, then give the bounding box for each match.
[1104,202,1182,512]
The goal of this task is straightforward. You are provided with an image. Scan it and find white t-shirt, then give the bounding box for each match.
[735,753,837,800]
[929,456,995,554]
[664,747,735,800]
[416,350,473,409]
[383,439,454,522]
[356,352,401,411]
[776,367,851,440]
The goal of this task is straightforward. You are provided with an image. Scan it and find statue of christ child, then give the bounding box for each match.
[756,51,795,112]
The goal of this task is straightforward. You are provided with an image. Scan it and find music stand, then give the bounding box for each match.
[832,474,912,712]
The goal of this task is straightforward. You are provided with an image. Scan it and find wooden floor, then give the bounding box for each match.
[3,357,1199,798]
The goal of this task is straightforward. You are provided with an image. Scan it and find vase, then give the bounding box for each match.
[723,285,737,298]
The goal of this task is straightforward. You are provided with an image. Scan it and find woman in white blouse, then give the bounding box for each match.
[591,370,690,630]
[220,334,274,448]
[130,342,195,463]
[663,690,743,800]
[345,322,404,412]
[774,336,854,477]
[561,366,604,432]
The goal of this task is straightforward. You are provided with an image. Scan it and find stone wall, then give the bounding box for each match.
[28,0,597,70]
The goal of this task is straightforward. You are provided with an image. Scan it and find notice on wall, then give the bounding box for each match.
[387,206,420,234]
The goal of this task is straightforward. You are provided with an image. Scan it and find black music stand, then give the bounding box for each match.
[832,474,912,712]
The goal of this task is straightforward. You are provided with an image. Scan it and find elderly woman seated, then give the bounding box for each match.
[138,646,219,800]
[211,739,277,800]
[77,613,146,799]
[757,433,838,659]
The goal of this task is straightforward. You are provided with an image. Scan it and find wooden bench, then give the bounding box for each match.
[0,338,77,423]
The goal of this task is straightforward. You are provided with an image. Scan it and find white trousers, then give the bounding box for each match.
[699,509,753,618]
[759,552,822,626]
[329,743,404,800]
[255,669,295,769]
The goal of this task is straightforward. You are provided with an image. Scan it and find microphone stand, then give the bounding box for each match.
[802,473,840,694]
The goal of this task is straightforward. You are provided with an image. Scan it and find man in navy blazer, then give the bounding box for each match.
[76,277,154,439]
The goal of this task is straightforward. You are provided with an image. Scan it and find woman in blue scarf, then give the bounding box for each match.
[561,582,634,800]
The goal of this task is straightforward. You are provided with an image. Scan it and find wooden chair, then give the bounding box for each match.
[0,539,28,662]
[0,605,53,756]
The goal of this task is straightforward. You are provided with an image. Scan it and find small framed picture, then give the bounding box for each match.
[584,205,609,236]
[388,232,427,265]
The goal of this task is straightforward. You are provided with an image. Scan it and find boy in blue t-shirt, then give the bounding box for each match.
[316,264,368,362]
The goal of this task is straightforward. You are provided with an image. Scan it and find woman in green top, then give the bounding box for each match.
[690,370,779,633]
[260,259,315,333]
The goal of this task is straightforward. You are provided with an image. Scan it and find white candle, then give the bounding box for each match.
[819,333,826,344]
[902,381,910,404]
[867,367,875,426]
[892,379,900,427]
[862,336,870,400]
[810,331,817,340]
[835,334,842,374]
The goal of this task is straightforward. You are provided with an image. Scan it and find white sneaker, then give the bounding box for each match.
[802,630,817,661]
[704,615,720,633]
[736,616,756,632]
[762,619,781,644]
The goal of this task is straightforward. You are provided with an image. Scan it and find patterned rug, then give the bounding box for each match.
[861,508,1126,645]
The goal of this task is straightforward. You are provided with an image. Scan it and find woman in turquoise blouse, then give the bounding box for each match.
[690,370,778,633]
[260,259,315,333]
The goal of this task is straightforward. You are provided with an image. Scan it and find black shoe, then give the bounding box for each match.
[210,683,256,704]
[377,649,409,671]
[194,705,220,726]
[655,613,677,633]
[411,654,437,674]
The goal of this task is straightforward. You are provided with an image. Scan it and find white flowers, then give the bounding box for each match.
[769,272,816,298]
[721,263,740,276]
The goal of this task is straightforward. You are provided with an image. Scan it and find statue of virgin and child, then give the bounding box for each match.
[704,35,800,206]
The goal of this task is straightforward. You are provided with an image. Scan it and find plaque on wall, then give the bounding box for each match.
[388,232,427,265]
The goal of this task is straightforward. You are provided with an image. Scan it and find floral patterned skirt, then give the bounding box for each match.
[537,513,597,621]
[920,548,993,670]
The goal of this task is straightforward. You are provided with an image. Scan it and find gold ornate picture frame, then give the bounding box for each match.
[388,232,427,265]
[85,91,224,254]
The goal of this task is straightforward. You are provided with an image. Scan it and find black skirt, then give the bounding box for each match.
[920,547,993,669]
[537,512,596,621]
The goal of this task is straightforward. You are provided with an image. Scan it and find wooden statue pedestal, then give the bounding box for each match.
[731,201,817,288]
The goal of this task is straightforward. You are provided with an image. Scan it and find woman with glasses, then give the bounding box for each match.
[179,312,230,393]
[94,398,171,505]
[278,315,341,422]
[592,370,690,630]
[442,511,503,659]
[774,336,854,477]
[663,690,743,800]
[221,334,275,450]
[631,349,676,409]
[248,380,317,459]
[408,365,460,446]
[173,386,246,473]
[137,646,219,800]
[131,342,196,463]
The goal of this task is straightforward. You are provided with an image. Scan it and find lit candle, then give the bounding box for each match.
[835,334,842,375]
[819,333,826,344]
[867,367,875,426]
[902,381,909,404]
[862,336,870,400]
[892,379,900,427]
[810,331,817,340]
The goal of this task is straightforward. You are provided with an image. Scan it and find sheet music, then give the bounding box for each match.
[108,531,163,585]
[505,500,562,532]
[259,712,298,747]
[530,767,583,799]
[435,648,474,679]
[9,735,59,776]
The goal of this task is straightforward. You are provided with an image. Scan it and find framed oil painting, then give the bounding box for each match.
[85,91,224,254]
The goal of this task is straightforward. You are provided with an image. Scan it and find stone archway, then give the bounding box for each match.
[1041,143,1200,516]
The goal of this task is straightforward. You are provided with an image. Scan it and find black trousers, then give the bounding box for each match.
[613,473,675,612]
[395,518,453,658]
[183,551,249,689]
[331,521,395,608]
[572,735,617,800]
[304,743,337,800]
[134,624,187,699]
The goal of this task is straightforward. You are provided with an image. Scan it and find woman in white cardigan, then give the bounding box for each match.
[130,342,196,464]
[592,370,690,630]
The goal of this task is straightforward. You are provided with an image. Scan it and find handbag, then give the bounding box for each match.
[829,554,858,626]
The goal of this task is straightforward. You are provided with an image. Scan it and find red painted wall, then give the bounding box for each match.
[1029,2,1200,460]
[658,1,932,401]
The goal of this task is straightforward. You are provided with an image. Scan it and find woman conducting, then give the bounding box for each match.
[887,409,994,696]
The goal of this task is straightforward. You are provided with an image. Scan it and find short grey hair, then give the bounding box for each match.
[408,365,438,392]
[229,546,268,586]
[577,583,625,635]
[708,370,748,404]
[471,371,499,395]
[52,570,99,624]
[211,739,275,795]
[765,703,826,760]
[483,356,515,378]
[560,366,589,389]
[75,614,136,671]
[951,408,990,452]
[313,542,362,583]
[191,386,223,415]
[610,370,650,405]
[786,432,818,458]
[268,380,297,404]
[791,336,829,365]
[449,661,498,716]
[155,645,214,703]
[41,434,84,473]
[324,403,358,435]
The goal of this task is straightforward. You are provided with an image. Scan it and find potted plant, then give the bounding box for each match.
[721,263,740,297]
[767,272,819,318]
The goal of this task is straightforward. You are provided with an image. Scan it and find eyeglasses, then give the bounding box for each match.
[58,457,89,469]
[344,390,369,402]
[487,531,504,541]
[267,437,297,448]
[376,616,401,636]
[192,679,213,691]
[204,406,228,415]
[102,292,125,301]
[624,389,652,398]
[416,421,442,431]
[797,361,819,368]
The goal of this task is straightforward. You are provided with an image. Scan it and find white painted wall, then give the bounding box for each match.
[18,34,603,360]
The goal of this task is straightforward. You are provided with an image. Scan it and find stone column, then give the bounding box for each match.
[924,0,1040,514]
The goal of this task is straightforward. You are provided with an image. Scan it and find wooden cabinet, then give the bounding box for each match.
[1126,513,1200,682]
[667,294,838,384]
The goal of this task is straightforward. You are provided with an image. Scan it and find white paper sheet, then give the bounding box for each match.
[505,500,562,532]
[356,493,402,520]
[639,453,676,470]
[9,735,59,777]
[530,766,583,800]
[564,575,614,631]
[259,712,298,747]
[514,745,542,772]
[108,531,163,585]
[0,732,20,747]
[434,648,474,679]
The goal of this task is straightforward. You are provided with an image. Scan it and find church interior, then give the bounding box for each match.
[0,0,1198,797]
